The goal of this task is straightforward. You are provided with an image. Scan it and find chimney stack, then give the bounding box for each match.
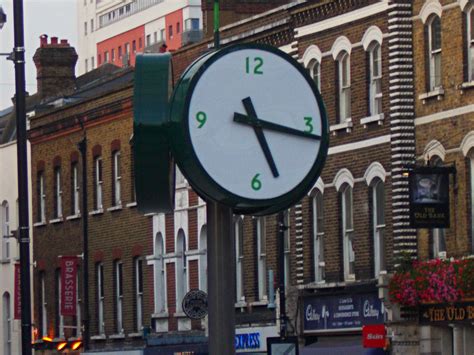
[33,34,78,100]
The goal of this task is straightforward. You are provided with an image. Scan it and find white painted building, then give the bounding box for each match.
[77,0,203,75]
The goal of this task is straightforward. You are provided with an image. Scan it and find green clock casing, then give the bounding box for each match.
[170,44,329,215]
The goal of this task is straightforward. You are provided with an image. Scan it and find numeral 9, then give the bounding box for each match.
[196,111,207,128]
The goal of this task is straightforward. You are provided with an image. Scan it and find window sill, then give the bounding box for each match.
[49,217,63,224]
[128,332,143,338]
[144,212,157,217]
[345,275,356,282]
[250,300,269,307]
[459,81,474,93]
[66,214,81,221]
[109,333,125,339]
[235,301,247,308]
[126,202,137,208]
[173,312,188,319]
[419,87,444,103]
[107,205,122,212]
[91,334,107,341]
[360,113,384,128]
[152,312,169,319]
[0,258,11,264]
[329,119,353,135]
[89,209,104,216]
[33,221,46,228]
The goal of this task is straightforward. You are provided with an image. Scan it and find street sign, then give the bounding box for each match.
[169,43,329,216]
[182,289,208,320]
[267,336,299,355]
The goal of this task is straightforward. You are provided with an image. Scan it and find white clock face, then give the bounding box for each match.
[187,48,323,200]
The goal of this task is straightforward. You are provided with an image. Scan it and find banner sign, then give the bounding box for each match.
[303,293,384,333]
[362,324,386,348]
[409,167,453,228]
[61,256,78,316]
[419,302,474,325]
[14,263,21,319]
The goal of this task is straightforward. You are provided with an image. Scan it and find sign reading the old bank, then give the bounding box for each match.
[419,302,474,325]
[303,293,384,333]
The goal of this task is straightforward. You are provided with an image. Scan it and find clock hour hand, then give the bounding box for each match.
[234,113,321,140]
[242,97,279,178]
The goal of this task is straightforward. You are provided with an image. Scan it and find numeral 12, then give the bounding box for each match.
[246,57,264,75]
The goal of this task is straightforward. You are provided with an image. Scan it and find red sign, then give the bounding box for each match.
[61,256,78,316]
[362,324,386,348]
[14,263,21,319]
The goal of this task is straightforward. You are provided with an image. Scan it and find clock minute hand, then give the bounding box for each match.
[242,97,279,178]
[234,113,321,140]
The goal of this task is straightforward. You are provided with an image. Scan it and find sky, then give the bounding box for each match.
[0,0,77,110]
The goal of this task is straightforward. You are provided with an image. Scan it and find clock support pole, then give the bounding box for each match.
[207,200,236,354]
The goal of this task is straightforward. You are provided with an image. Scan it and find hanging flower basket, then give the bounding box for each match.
[389,258,474,306]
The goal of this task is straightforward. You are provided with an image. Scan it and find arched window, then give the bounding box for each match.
[235,217,244,302]
[257,217,267,301]
[154,233,166,314]
[368,42,382,116]
[199,225,207,292]
[283,210,291,287]
[470,151,474,254]
[53,166,63,218]
[134,257,143,332]
[112,150,121,206]
[309,59,321,91]
[38,272,47,337]
[55,269,64,338]
[426,15,442,90]
[337,51,351,122]
[114,260,124,334]
[96,262,105,334]
[341,184,355,281]
[1,201,10,260]
[176,230,187,304]
[312,191,325,282]
[3,292,11,355]
[372,179,386,276]
[37,171,46,223]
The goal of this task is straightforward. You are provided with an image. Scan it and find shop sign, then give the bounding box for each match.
[419,301,474,325]
[235,325,278,353]
[61,256,78,316]
[362,324,386,348]
[182,289,208,320]
[409,166,454,228]
[235,332,260,351]
[303,293,384,333]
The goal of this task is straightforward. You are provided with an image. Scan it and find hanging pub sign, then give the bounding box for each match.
[419,301,474,325]
[409,166,454,228]
[61,256,78,316]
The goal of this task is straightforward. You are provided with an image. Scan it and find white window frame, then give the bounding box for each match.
[97,263,105,335]
[235,217,244,302]
[1,201,10,260]
[199,226,207,292]
[175,231,187,306]
[257,217,267,301]
[135,258,143,332]
[467,6,474,81]
[40,273,47,337]
[312,192,325,283]
[337,51,351,122]
[283,210,291,287]
[72,163,80,215]
[115,261,123,334]
[154,233,166,314]
[373,180,386,276]
[3,292,11,355]
[38,172,46,222]
[94,157,103,210]
[309,59,321,91]
[471,155,474,254]
[113,151,121,206]
[369,43,382,116]
[342,185,355,281]
[76,272,81,336]
[57,270,64,338]
[54,167,63,218]
[428,15,442,90]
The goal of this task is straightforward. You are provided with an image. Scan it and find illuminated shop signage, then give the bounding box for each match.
[303,293,384,333]
[235,332,261,350]
[420,302,474,325]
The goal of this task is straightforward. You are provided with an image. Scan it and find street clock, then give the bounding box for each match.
[169,44,328,215]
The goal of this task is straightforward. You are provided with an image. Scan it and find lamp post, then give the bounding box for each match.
[0,2,33,354]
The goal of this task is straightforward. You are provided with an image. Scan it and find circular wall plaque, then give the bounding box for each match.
[182,289,208,320]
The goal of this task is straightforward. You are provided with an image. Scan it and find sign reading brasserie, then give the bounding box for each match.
[409,166,453,228]
[303,293,384,333]
[420,302,474,325]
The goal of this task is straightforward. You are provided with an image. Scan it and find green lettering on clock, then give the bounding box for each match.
[304,116,313,133]
[196,111,207,128]
[245,57,264,75]
[251,174,262,191]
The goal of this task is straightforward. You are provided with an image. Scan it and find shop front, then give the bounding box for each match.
[300,290,387,355]
[235,325,279,354]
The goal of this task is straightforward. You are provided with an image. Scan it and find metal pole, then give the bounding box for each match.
[278,212,287,338]
[12,0,32,353]
[78,134,90,351]
[214,0,220,49]
[207,200,235,355]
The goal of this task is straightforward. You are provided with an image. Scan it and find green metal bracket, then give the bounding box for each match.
[133,53,175,214]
